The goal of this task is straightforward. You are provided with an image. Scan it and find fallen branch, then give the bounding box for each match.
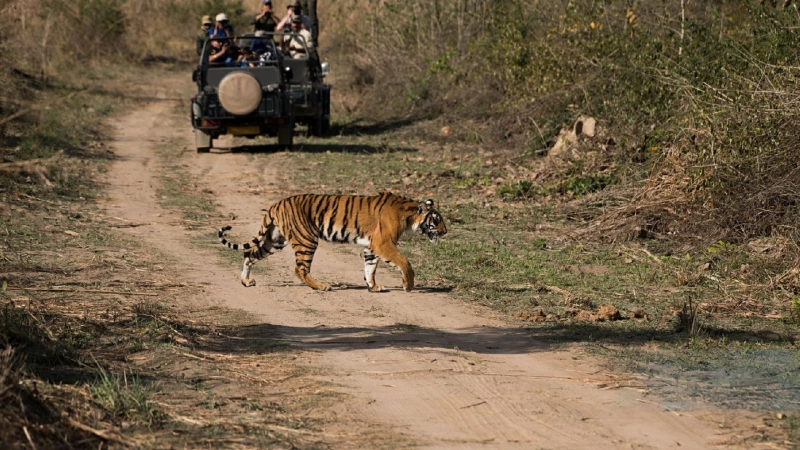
[66,418,128,446]
[638,247,663,265]
[0,108,33,128]
[26,310,58,342]
[22,425,36,450]
[267,424,350,438]
[542,284,572,297]
[460,400,487,409]
[180,352,211,361]
[0,151,63,187]
[0,89,87,127]
[107,222,151,228]
[6,287,159,296]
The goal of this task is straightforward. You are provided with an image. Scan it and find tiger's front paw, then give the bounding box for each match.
[241,278,256,287]
[368,284,385,293]
[403,282,414,292]
[317,283,332,292]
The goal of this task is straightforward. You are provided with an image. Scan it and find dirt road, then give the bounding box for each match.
[101,74,751,449]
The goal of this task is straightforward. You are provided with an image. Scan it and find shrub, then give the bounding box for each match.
[499,180,537,201]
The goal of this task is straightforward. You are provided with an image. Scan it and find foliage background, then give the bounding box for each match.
[321,0,800,249]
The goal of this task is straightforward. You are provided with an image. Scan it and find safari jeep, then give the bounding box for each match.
[190,33,330,152]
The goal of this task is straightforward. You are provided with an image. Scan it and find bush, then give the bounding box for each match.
[329,0,800,245]
[499,180,537,201]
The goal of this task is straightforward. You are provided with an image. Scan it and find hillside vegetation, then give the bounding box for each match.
[327,0,800,251]
[4,1,798,248]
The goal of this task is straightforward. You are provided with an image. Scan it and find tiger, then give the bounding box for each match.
[218,192,447,292]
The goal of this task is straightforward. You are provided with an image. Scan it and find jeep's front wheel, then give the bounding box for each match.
[195,129,212,153]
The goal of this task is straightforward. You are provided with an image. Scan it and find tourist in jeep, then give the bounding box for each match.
[196,15,213,56]
[208,38,237,66]
[284,16,313,59]
[249,30,269,53]
[253,0,278,33]
[277,2,311,33]
[237,47,258,68]
[210,13,234,39]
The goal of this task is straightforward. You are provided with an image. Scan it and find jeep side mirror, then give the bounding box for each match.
[320,62,329,78]
[283,66,293,81]
[192,69,199,83]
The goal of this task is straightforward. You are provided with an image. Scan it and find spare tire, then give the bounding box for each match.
[217,71,262,116]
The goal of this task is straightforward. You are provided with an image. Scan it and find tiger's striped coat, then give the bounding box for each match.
[218,192,447,292]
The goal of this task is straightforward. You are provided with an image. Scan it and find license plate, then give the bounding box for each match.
[227,126,260,136]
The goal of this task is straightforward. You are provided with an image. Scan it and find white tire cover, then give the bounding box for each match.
[218,71,262,116]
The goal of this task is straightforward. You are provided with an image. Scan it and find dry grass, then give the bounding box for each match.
[0,5,396,439]
[581,148,711,245]
[1,177,402,448]
[0,345,109,450]
[1,0,259,77]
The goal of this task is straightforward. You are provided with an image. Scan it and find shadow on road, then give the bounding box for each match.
[330,118,420,137]
[211,141,417,154]
[194,320,681,357]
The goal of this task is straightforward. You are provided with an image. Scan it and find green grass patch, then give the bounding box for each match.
[498,180,538,200]
[90,364,162,425]
[784,414,800,446]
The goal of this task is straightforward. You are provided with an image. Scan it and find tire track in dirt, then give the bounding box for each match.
[101,75,756,449]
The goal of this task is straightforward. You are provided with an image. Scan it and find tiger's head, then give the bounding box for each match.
[415,199,447,243]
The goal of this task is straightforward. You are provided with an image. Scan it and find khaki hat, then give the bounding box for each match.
[201,15,212,25]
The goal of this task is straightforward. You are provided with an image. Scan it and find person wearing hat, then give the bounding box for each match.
[254,0,279,33]
[196,15,213,56]
[210,12,234,39]
[276,2,311,34]
[208,37,238,66]
[283,15,313,59]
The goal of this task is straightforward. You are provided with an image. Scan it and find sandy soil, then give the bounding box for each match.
[100,74,761,449]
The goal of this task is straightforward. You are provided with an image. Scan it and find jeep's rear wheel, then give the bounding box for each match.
[321,115,330,136]
[309,114,329,138]
[277,126,293,150]
[195,129,212,153]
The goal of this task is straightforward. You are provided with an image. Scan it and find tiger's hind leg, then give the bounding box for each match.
[240,224,288,287]
[240,251,259,287]
[289,238,331,291]
[363,248,385,292]
[371,242,415,292]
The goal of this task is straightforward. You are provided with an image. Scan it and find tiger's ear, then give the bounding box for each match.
[419,199,434,214]
[417,199,433,214]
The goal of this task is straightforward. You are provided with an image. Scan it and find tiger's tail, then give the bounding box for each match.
[218,225,263,251]
[219,213,277,252]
